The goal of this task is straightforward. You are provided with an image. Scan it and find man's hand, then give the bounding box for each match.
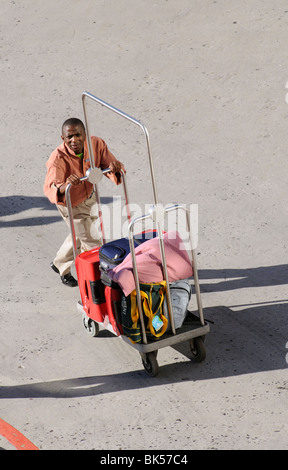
[58,174,82,195]
[108,160,126,185]
[66,174,82,185]
[108,160,126,174]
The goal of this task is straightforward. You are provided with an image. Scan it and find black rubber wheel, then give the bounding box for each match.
[189,336,206,362]
[82,313,99,337]
[142,352,159,377]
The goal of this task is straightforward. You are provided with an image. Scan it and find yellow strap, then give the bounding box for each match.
[142,283,168,337]
[130,290,139,327]
[129,281,168,338]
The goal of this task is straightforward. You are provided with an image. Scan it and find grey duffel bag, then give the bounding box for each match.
[163,280,191,331]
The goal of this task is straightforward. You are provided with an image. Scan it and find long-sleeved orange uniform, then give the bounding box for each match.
[44,136,121,207]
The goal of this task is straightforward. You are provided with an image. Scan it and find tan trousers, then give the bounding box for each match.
[53,193,101,276]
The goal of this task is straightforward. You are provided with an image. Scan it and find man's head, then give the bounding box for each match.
[61,118,86,154]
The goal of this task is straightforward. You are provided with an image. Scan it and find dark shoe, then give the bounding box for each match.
[51,262,77,287]
[50,262,60,274]
[61,273,78,287]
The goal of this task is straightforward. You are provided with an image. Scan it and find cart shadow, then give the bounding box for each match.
[198,264,288,292]
[0,300,287,400]
[173,301,288,377]
[0,261,287,398]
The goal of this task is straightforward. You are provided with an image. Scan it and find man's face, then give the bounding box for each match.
[61,124,86,154]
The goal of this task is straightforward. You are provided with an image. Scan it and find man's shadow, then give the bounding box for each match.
[0,195,60,227]
[0,195,115,227]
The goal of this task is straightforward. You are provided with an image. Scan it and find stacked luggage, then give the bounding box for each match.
[75,230,193,343]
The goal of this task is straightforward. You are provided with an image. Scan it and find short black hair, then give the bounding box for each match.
[62,118,85,134]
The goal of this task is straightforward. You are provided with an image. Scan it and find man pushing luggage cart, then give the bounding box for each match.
[43,117,125,287]
[63,92,210,376]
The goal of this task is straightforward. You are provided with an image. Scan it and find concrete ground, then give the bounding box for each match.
[0,0,287,450]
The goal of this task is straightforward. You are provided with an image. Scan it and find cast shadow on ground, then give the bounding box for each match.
[0,298,287,400]
[198,264,288,292]
[0,209,287,397]
[0,195,114,227]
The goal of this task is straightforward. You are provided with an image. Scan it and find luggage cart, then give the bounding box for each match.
[65,92,210,376]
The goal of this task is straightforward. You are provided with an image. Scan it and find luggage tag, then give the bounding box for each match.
[152,314,164,333]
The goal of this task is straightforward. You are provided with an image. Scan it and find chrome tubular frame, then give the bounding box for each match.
[82,92,159,206]
[65,92,204,344]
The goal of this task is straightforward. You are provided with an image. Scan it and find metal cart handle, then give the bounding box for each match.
[82,91,159,206]
[69,92,205,344]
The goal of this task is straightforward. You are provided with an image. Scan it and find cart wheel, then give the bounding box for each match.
[142,352,159,377]
[82,313,99,337]
[189,337,206,362]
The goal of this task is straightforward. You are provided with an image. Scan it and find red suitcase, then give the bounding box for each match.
[75,247,123,336]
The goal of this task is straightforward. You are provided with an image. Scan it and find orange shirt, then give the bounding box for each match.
[44,136,121,207]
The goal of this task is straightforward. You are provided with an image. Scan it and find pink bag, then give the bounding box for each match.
[110,231,193,296]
